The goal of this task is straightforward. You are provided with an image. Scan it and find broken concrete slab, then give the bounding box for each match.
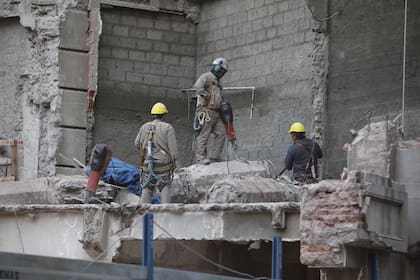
[345,120,400,178]
[169,160,277,203]
[0,176,117,204]
[206,175,301,203]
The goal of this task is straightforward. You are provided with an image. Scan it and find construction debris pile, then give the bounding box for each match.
[0,176,117,205]
[206,176,300,203]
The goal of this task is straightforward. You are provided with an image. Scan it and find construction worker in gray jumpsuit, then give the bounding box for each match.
[193,57,228,165]
[135,102,179,203]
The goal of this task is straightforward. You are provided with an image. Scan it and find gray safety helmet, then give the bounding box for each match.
[212,57,228,71]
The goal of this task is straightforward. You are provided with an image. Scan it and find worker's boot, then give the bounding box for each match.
[209,158,221,163]
[199,158,211,165]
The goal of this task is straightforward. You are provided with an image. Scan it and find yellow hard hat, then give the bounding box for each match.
[150,102,168,115]
[288,122,305,133]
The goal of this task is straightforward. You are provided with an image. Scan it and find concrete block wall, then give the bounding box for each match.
[196,0,315,170]
[56,9,89,175]
[325,0,420,177]
[95,7,196,166]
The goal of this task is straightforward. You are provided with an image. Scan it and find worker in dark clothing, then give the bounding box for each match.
[284,122,323,185]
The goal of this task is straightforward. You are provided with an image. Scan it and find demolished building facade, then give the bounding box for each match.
[1,0,420,279]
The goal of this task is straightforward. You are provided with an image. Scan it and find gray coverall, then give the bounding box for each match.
[135,119,178,203]
[193,71,226,161]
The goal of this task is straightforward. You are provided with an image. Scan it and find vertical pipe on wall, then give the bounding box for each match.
[142,212,154,280]
[271,236,282,280]
[401,0,408,135]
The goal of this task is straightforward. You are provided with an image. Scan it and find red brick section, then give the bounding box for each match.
[300,175,367,267]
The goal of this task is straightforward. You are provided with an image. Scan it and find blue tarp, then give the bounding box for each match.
[86,157,160,204]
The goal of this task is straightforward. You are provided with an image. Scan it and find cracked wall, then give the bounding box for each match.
[1,0,327,177]
[0,0,89,179]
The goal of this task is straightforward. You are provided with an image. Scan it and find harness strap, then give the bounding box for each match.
[140,120,173,164]
[141,164,173,174]
[295,141,315,173]
[210,85,216,105]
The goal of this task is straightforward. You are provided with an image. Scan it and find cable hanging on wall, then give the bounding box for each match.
[401,0,408,136]
[304,0,341,22]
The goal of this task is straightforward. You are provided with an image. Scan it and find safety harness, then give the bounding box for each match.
[139,120,174,190]
[294,141,318,185]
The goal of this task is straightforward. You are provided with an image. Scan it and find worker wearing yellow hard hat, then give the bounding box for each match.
[288,122,306,133]
[150,102,168,115]
[134,102,178,204]
[284,122,323,185]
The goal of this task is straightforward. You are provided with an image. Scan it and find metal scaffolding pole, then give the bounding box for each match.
[142,212,154,280]
[271,236,282,280]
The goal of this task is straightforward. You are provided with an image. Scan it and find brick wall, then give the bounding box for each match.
[95,7,196,166]
[325,0,420,177]
[196,0,315,170]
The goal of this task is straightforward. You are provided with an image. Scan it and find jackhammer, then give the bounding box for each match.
[84,144,112,203]
[220,100,247,162]
[220,100,238,150]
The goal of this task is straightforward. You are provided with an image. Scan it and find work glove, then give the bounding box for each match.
[83,189,94,204]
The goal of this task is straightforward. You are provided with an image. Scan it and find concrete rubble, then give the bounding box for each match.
[206,175,301,203]
[170,160,277,203]
[344,120,400,178]
[0,176,117,205]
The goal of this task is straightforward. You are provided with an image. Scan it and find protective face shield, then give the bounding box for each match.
[211,57,228,79]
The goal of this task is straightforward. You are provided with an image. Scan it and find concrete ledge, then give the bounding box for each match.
[0,202,300,260]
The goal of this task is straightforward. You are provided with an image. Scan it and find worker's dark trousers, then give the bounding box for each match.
[196,110,226,161]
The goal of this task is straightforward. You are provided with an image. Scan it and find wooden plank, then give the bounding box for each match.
[0,140,15,146]
[10,140,17,179]
[100,0,159,12]
[0,158,11,166]
[0,139,22,146]
[0,176,15,182]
